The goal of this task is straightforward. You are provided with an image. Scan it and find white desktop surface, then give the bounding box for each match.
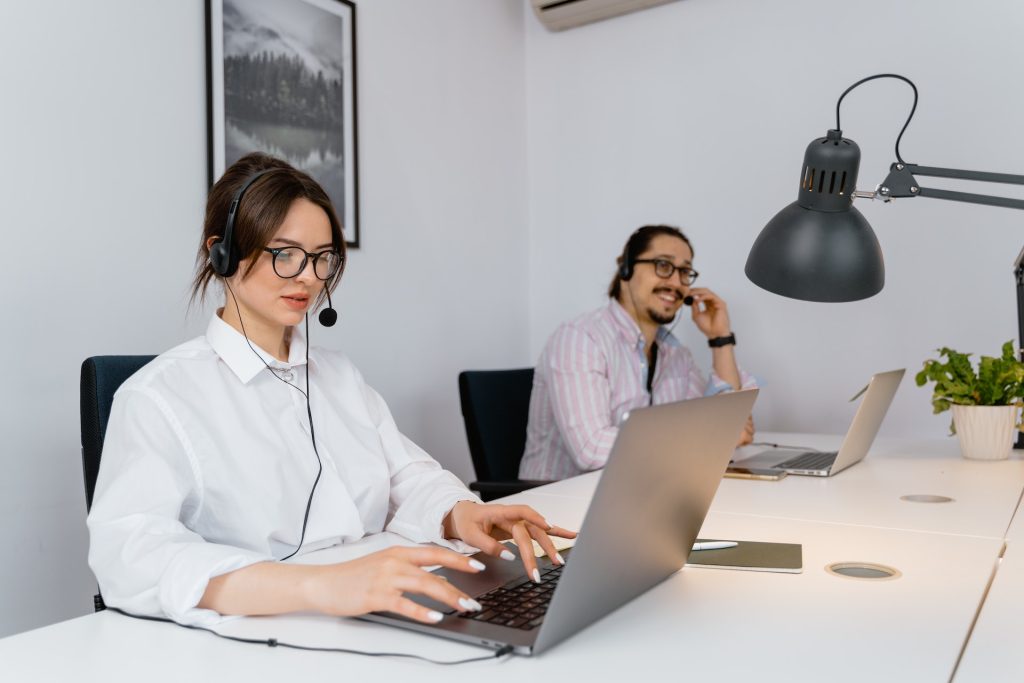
[718,438,1024,538]
[1000,484,1024,544]
[1,499,1007,682]
[536,433,1024,538]
[954,540,1024,682]
[3,433,1020,682]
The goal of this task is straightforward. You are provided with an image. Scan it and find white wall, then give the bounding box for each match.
[525,0,1024,437]
[0,0,529,638]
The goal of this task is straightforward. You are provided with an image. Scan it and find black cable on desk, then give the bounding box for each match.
[108,608,515,665]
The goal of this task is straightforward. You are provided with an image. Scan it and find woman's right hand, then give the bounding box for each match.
[304,546,486,624]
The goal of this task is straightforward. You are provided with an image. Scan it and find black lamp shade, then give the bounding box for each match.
[746,202,884,301]
[746,130,885,302]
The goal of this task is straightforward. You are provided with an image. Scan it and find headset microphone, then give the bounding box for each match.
[319,287,337,327]
[683,295,694,306]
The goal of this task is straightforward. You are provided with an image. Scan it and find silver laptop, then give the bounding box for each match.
[735,369,904,477]
[361,389,759,655]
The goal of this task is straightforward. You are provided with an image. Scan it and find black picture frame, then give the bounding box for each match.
[206,0,360,247]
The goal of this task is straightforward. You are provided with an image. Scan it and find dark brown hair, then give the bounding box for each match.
[191,152,346,309]
[607,225,693,299]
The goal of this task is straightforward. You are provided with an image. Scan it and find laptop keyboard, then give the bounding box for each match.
[456,562,564,630]
[776,450,838,471]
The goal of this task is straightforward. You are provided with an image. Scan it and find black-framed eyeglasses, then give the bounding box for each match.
[262,247,342,280]
[634,258,699,285]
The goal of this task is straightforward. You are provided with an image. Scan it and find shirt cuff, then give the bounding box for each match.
[705,369,759,396]
[159,545,272,627]
[431,493,486,555]
[386,475,481,554]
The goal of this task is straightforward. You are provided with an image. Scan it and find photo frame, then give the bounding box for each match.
[206,0,360,247]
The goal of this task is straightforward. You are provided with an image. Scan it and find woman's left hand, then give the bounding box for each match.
[443,502,577,583]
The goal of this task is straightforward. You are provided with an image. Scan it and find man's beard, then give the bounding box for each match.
[647,307,677,325]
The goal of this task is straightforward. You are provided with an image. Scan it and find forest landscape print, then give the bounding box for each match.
[210,0,359,245]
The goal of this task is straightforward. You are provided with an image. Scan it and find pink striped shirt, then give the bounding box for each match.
[519,300,756,481]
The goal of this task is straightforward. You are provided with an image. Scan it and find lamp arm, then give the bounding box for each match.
[863,164,1024,450]
[1017,245,1024,360]
[902,164,1024,185]
[1017,244,1024,449]
[871,163,1024,210]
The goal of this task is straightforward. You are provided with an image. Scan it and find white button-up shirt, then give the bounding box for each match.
[519,300,757,481]
[87,314,479,626]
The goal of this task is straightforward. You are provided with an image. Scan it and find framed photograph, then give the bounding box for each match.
[206,0,360,247]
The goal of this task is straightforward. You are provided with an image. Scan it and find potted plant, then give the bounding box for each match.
[915,341,1024,460]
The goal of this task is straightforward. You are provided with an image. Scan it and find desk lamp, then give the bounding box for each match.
[744,73,1024,447]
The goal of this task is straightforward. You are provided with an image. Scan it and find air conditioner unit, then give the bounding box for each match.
[530,0,681,32]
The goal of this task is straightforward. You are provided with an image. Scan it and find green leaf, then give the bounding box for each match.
[918,341,1024,413]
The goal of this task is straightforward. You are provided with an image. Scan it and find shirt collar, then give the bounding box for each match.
[207,312,308,385]
[606,299,681,350]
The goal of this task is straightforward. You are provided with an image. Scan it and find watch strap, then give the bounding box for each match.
[708,333,736,348]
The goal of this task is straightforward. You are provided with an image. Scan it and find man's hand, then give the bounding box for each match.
[737,415,755,446]
[686,287,732,339]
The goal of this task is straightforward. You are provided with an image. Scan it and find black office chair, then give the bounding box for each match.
[458,368,547,501]
[80,355,155,611]
[80,355,156,512]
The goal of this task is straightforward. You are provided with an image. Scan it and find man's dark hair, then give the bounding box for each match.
[608,225,693,299]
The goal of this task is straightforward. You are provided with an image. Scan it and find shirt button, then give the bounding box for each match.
[280,370,295,382]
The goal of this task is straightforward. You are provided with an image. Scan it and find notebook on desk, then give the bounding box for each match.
[360,389,759,656]
[732,369,904,477]
[686,539,803,574]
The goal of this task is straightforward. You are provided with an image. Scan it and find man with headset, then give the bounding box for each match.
[518,225,757,481]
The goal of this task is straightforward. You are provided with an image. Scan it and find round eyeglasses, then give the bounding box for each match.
[262,246,342,280]
[633,258,699,285]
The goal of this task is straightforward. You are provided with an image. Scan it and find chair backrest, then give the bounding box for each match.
[80,355,155,511]
[458,368,534,483]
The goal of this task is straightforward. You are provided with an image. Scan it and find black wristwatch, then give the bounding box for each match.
[708,333,736,348]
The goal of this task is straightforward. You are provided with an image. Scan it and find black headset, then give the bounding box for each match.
[617,228,647,281]
[209,169,275,278]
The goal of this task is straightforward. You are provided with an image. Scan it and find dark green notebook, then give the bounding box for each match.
[686,539,803,574]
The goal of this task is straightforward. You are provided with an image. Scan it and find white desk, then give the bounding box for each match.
[955,540,1024,681]
[535,433,1024,538]
[949,443,1024,681]
[999,482,1024,544]
[2,434,1020,682]
[0,503,1002,682]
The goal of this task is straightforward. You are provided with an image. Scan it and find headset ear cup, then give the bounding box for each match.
[209,239,237,278]
[618,260,633,281]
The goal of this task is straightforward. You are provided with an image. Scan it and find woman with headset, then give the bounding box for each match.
[87,153,574,628]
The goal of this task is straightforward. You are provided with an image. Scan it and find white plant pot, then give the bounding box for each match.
[951,405,1020,461]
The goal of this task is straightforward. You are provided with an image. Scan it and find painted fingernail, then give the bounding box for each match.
[500,549,516,561]
[532,568,541,583]
[468,558,487,572]
[555,552,566,565]
[459,597,482,612]
[427,610,444,623]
